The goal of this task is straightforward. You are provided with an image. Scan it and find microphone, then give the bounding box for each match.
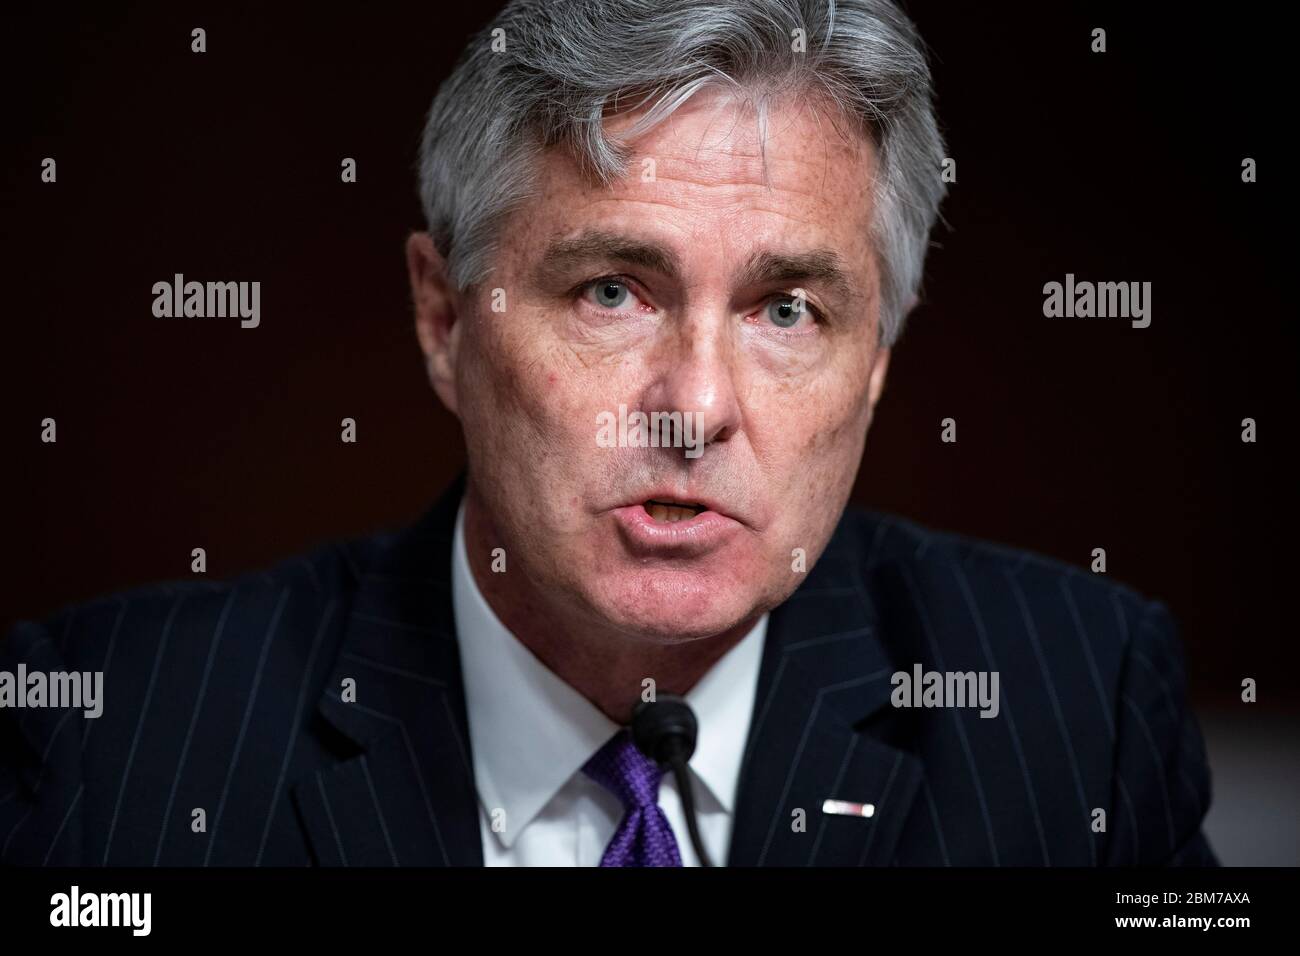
[630,694,713,867]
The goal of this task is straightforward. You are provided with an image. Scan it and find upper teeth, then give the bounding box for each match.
[646,500,702,523]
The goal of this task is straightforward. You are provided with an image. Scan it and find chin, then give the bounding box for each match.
[589,566,770,645]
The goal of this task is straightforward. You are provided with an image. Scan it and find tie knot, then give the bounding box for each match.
[582,729,666,810]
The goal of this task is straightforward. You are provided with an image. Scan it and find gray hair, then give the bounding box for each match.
[418,0,946,345]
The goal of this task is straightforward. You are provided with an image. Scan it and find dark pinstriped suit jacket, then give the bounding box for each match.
[1,477,1217,866]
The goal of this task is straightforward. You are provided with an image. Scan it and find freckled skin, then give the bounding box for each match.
[407,90,894,721]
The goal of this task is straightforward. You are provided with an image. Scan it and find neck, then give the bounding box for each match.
[463,488,756,724]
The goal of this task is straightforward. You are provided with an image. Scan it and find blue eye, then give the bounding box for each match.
[590,280,629,308]
[766,296,804,328]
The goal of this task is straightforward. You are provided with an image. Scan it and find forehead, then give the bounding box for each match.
[518,88,879,274]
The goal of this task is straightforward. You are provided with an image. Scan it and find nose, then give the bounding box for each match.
[641,315,743,455]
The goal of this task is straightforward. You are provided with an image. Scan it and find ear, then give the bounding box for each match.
[865,345,891,427]
[406,231,463,417]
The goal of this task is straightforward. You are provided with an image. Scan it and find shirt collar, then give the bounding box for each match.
[451,497,767,849]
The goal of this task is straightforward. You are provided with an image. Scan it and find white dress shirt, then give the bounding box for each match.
[451,499,768,866]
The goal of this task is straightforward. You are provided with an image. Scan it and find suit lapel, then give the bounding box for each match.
[291,479,921,868]
[728,517,923,867]
[292,476,484,866]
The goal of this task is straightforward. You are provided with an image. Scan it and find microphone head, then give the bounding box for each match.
[630,693,698,767]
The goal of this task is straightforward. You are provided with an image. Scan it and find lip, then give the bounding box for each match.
[611,494,744,556]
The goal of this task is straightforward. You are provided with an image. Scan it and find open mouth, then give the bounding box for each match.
[643,499,707,524]
[613,495,738,553]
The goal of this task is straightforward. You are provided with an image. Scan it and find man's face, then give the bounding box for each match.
[415,89,891,644]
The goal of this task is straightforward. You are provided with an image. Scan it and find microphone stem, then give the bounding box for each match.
[671,760,713,867]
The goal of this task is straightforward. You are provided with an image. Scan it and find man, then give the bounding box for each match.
[1,0,1214,867]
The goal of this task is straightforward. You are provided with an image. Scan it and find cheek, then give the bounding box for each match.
[815,381,874,452]
[455,323,545,472]
[466,314,553,418]
[467,314,627,467]
[825,335,882,430]
[766,364,874,463]
[758,368,874,535]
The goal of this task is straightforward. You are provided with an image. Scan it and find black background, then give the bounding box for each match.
[2,1,1295,715]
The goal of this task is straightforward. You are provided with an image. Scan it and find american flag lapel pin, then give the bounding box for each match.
[822,799,875,818]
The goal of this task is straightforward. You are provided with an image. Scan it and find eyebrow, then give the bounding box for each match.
[534,230,681,283]
[533,229,860,303]
[736,249,859,303]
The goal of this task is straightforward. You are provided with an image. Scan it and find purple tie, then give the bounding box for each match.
[582,729,683,867]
